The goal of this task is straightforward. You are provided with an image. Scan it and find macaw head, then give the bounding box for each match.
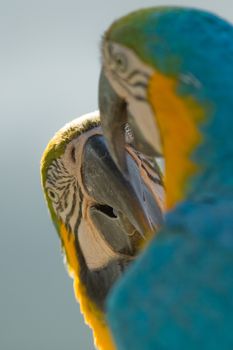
[99,7,233,209]
[40,111,164,349]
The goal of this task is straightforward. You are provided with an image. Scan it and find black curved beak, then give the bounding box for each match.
[98,69,128,174]
[98,69,161,175]
[81,134,163,256]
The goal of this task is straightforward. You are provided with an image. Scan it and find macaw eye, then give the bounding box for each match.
[47,188,59,203]
[114,52,127,73]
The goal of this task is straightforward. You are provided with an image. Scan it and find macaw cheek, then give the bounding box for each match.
[99,68,164,171]
[77,218,119,271]
[127,110,161,158]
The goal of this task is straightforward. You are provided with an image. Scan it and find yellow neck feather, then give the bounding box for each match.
[59,223,116,350]
[148,71,204,209]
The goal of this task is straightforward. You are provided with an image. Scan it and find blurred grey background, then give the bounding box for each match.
[1,1,232,349]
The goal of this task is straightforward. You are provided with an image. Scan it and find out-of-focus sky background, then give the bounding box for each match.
[1,1,232,349]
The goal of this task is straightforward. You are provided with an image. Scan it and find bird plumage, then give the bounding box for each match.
[98,7,233,349]
[41,111,164,349]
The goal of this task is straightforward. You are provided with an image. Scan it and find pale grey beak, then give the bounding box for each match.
[82,134,161,241]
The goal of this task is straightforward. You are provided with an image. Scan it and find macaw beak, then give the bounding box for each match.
[98,69,161,174]
[98,69,128,174]
[81,133,163,256]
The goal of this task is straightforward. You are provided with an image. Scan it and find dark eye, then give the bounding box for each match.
[47,188,59,203]
[114,52,127,72]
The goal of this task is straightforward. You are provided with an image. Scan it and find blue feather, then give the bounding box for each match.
[106,7,233,349]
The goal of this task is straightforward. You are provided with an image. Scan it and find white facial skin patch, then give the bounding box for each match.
[103,42,163,155]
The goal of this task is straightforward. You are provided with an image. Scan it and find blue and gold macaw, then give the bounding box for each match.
[41,112,164,350]
[99,7,233,349]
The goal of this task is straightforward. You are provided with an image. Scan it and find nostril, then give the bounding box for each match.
[95,204,117,218]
